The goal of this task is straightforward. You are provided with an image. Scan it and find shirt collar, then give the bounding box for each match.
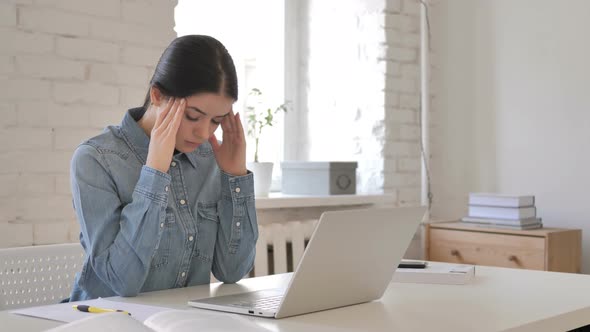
[120,107,207,169]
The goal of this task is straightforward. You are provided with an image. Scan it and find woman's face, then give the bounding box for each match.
[175,92,234,153]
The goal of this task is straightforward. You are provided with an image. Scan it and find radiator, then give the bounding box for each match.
[251,220,318,277]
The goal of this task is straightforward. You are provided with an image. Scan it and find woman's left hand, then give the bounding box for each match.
[209,110,247,176]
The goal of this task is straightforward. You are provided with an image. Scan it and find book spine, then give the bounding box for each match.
[461,217,542,226]
[468,206,536,219]
[469,223,543,230]
[468,195,535,208]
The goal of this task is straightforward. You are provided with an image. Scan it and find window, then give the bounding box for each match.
[175,0,286,190]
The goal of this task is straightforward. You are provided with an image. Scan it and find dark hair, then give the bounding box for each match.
[142,35,238,111]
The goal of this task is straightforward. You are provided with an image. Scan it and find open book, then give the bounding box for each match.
[45,308,270,332]
[12,298,269,332]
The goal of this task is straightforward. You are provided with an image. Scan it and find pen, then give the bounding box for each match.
[72,304,131,316]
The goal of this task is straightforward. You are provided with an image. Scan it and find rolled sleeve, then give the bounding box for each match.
[213,170,258,283]
[221,170,255,201]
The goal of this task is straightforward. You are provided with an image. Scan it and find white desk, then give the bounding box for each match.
[3,263,590,331]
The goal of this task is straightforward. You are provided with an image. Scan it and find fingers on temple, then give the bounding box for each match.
[161,98,181,129]
[221,113,233,133]
[166,99,185,135]
[154,98,174,128]
[235,112,244,137]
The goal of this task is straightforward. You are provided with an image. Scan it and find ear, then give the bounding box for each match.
[149,86,167,107]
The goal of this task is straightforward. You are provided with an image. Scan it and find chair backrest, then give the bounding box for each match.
[0,243,84,310]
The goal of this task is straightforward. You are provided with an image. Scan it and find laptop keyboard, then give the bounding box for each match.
[229,295,284,311]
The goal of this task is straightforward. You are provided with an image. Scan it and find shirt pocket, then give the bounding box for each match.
[150,209,176,270]
[195,202,219,262]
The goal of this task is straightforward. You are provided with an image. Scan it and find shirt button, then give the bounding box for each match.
[179,199,186,205]
[188,236,194,242]
[165,186,169,192]
[171,161,177,167]
[236,222,241,227]
[181,272,186,277]
[235,187,241,193]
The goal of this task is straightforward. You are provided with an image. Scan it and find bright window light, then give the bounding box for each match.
[175,0,286,190]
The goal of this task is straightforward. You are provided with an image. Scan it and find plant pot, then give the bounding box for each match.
[247,162,273,197]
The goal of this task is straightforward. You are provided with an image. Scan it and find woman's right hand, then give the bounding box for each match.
[146,98,185,173]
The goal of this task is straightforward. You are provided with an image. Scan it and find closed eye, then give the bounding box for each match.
[185,114,200,122]
[185,114,222,125]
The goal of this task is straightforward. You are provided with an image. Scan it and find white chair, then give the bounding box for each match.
[0,243,84,310]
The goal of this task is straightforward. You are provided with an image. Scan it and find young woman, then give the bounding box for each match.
[68,35,258,301]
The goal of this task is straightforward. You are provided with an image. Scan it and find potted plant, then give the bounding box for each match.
[245,88,289,197]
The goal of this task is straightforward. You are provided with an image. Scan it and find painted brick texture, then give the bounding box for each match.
[383,0,422,206]
[0,0,177,247]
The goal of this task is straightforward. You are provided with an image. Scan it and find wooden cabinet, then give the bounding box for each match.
[426,222,582,273]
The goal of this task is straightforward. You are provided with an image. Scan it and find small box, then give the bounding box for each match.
[281,161,358,195]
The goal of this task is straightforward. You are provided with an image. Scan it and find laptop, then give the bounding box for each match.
[188,206,426,319]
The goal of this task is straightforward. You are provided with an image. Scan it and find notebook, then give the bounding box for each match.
[188,206,426,319]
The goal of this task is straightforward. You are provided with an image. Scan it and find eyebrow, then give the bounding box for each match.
[186,106,229,118]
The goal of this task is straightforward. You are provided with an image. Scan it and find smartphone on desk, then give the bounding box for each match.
[398,260,428,269]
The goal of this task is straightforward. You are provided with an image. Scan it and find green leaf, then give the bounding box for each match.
[244,87,293,160]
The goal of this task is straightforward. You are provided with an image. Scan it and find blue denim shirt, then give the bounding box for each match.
[69,108,258,301]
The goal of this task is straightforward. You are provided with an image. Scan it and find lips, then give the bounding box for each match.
[185,140,201,146]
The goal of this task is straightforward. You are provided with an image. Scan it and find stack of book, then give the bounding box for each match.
[461,193,543,230]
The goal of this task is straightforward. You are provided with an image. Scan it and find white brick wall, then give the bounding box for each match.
[19,7,91,36]
[17,102,91,128]
[122,46,164,67]
[34,0,121,18]
[3,29,55,54]
[0,103,18,127]
[53,82,120,105]
[89,63,151,86]
[382,0,422,206]
[0,0,177,248]
[0,77,52,100]
[17,174,55,194]
[0,3,17,27]
[56,37,120,62]
[15,55,86,80]
[0,56,14,74]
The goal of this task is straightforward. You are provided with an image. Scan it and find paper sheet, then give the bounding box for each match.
[44,312,151,332]
[144,309,272,332]
[11,298,172,323]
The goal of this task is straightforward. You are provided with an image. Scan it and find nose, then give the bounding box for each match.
[192,122,211,141]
